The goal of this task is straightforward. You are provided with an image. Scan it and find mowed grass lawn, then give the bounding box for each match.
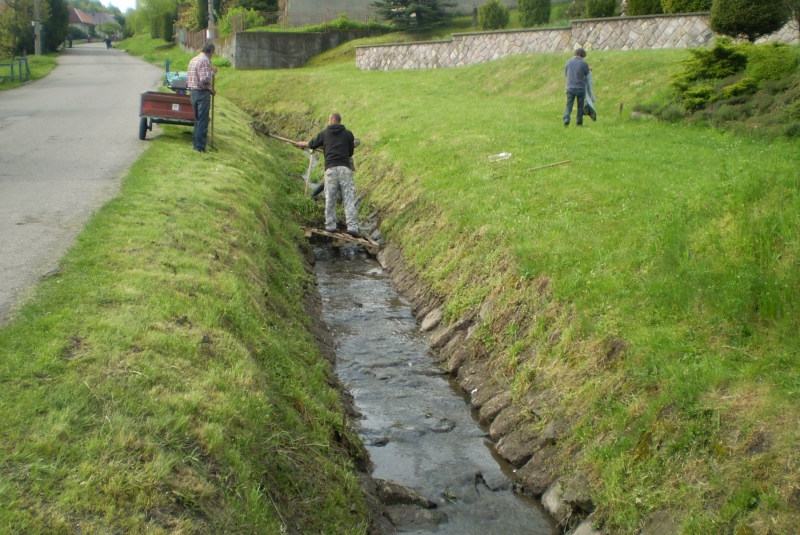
[218,46,800,532]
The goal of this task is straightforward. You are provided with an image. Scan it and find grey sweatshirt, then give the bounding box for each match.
[565,56,590,91]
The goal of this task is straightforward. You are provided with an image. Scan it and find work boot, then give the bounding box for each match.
[347,229,362,239]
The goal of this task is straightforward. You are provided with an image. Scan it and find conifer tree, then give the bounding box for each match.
[710,0,789,42]
[627,0,663,15]
[661,0,711,12]
[372,0,457,30]
[519,0,551,26]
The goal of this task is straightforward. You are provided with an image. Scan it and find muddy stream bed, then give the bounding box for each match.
[313,246,559,534]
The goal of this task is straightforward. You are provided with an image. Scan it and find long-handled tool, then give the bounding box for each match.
[526,160,571,172]
[210,76,216,149]
[249,122,323,150]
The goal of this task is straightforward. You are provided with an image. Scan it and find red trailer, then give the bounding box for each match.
[139,91,195,140]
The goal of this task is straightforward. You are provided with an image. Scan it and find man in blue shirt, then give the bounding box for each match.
[564,48,590,126]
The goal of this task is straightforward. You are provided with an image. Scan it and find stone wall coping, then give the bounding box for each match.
[355,38,454,49]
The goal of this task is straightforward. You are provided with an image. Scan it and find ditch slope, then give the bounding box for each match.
[224,46,800,534]
[0,94,381,534]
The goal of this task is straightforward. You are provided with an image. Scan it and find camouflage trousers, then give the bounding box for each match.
[324,166,358,233]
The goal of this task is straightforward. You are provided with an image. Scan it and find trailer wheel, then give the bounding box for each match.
[139,117,148,140]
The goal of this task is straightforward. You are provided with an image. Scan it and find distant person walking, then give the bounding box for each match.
[563,48,590,127]
[104,35,112,49]
[186,43,218,153]
[296,113,359,237]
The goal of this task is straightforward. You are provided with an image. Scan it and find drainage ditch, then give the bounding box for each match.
[313,245,559,534]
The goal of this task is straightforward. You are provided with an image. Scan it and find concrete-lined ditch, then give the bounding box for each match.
[312,243,559,534]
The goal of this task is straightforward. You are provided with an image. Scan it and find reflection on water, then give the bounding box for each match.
[314,247,558,535]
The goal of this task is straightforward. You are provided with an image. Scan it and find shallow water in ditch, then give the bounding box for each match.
[314,246,558,535]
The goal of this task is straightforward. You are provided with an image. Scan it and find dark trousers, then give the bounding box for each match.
[191,90,211,151]
[564,88,586,125]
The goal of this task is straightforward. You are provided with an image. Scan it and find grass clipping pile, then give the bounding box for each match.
[0,96,373,533]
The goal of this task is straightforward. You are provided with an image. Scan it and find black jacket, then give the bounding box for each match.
[308,123,355,170]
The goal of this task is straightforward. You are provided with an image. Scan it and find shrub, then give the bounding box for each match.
[150,14,162,39]
[162,12,174,43]
[627,0,663,15]
[710,0,789,43]
[660,0,711,13]
[720,76,758,99]
[680,84,715,110]
[328,13,369,29]
[219,7,265,36]
[659,105,685,122]
[122,21,134,38]
[519,0,551,26]
[478,0,510,30]
[783,121,800,136]
[565,0,588,18]
[763,76,795,95]
[212,57,231,67]
[713,103,743,122]
[673,38,748,86]
[789,101,800,120]
[746,43,799,83]
[68,25,88,39]
[586,0,617,17]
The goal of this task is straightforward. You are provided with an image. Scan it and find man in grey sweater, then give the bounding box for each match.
[563,48,591,126]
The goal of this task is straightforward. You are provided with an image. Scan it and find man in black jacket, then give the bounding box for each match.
[296,113,359,237]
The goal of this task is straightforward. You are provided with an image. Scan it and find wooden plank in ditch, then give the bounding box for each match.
[301,226,380,255]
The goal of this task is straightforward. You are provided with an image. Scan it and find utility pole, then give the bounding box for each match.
[207,0,213,41]
[33,0,42,55]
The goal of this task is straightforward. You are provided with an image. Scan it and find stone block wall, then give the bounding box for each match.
[356,14,800,71]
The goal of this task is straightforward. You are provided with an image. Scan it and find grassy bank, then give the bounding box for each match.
[0,87,369,532]
[212,46,799,532]
[0,54,57,91]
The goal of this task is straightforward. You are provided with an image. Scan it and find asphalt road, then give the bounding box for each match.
[0,43,163,323]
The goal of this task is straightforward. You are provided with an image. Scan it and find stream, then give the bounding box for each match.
[314,245,559,535]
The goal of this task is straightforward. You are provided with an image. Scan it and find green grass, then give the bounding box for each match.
[0,54,57,91]
[213,46,800,533]
[116,34,194,72]
[0,84,369,532]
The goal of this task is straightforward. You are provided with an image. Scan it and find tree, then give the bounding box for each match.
[627,0,663,15]
[44,0,70,51]
[372,0,457,31]
[99,20,121,36]
[0,0,50,56]
[196,0,222,30]
[586,0,616,17]
[235,0,278,11]
[478,0,509,29]
[710,0,789,42]
[784,0,800,38]
[519,0,551,26]
[660,0,711,12]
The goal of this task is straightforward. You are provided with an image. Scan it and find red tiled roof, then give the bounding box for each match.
[69,8,94,25]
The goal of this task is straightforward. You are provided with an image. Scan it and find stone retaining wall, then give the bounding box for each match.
[356,14,800,71]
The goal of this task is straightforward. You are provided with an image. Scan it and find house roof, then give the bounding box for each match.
[85,11,117,25]
[69,8,95,25]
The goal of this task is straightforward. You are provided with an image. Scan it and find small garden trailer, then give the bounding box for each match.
[138,90,195,140]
